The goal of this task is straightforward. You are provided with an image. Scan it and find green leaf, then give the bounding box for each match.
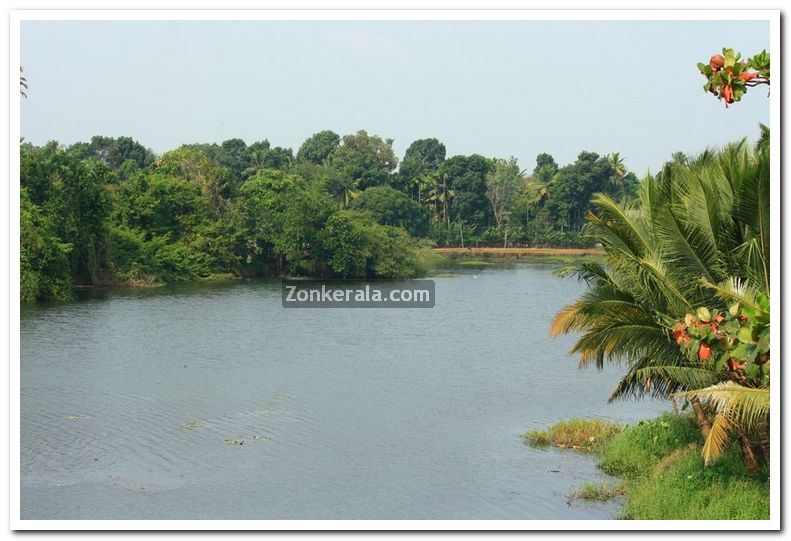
[731,342,756,362]
[744,363,761,378]
[737,326,754,344]
[696,307,711,322]
[756,329,770,354]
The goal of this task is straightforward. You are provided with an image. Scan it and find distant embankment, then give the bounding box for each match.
[432,247,604,257]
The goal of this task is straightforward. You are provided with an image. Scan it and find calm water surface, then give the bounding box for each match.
[21,262,667,519]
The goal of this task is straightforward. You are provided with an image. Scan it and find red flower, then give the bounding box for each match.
[698,343,712,361]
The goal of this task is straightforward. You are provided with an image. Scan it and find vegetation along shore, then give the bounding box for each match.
[21,128,640,302]
[525,415,769,519]
[528,49,772,521]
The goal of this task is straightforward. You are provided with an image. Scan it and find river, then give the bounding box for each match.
[20,261,668,520]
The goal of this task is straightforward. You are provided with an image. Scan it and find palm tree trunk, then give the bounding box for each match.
[759,426,770,469]
[739,432,760,475]
[691,398,712,439]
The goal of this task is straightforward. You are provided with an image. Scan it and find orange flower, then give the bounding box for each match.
[722,84,734,104]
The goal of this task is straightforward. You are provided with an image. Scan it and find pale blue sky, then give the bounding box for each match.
[20,19,769,175]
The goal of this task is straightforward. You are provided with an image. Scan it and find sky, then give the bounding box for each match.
[20,19,769,176]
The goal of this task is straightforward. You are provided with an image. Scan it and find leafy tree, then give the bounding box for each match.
[20,188,71,301]
[219,138,251,180]
[21,143,114,285]
[296,130,340,164]
[398,138,446,196]
[316,210,417,279]
[486,157,523,229]
[235,168,333,274]
[440,154,493,230]
[158,146,234,214]
[114,171,205,238]
[330,130,398,190]
[673,295,769,472]
[544,151,613,232]
[72,136,157,175]
[352,185,428,237]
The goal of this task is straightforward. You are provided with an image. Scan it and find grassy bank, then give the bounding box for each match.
[524,414,769,520]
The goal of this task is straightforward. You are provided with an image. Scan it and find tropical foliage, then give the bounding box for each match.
[21,129,644,301]
[551,131,770,473]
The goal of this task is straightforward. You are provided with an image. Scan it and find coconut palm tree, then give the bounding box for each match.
[551,136,770,467]
[607,152,626,180]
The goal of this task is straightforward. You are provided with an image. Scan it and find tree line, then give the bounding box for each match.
[20,130,639,302]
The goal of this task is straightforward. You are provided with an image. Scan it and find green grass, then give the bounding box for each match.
[523,418,622,451]
[572,482,625,502]
[597,414,702,479]
[621,447,769,519]
[525,413,770,520]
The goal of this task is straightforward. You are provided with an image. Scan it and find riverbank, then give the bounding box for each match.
[525,414,769,520]
[432,247,605,258]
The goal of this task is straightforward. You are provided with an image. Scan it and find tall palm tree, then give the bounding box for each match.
[607,152,626,180]
[423,172,454,227]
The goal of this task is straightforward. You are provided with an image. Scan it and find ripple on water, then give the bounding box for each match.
[21,267,668,519]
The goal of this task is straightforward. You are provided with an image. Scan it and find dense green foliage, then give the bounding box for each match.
[551,132,771,475]
[20,131,640,301]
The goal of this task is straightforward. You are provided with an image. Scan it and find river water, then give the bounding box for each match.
[20,261,667,520]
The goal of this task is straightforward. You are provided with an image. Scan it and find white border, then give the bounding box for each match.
[8,8,781,532]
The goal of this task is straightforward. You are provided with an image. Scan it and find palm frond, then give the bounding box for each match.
[700,277,764,312]
[608,365,719,402]
[676,381,769,433]
[702,414,731,465]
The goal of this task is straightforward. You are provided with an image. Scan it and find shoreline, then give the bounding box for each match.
[431,247,605,257]
[524,415,769,519]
